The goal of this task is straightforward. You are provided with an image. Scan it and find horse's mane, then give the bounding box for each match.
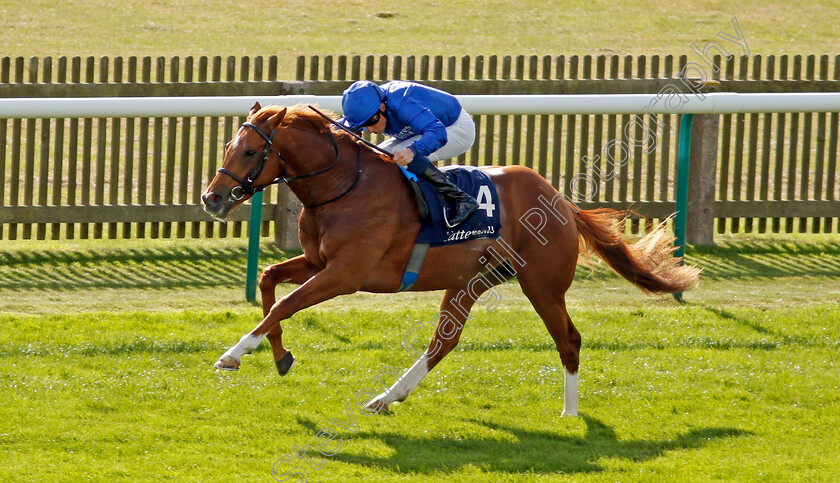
[251,103,336,130]
[252,103,391,163]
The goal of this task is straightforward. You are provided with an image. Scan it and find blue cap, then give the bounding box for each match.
[340,81,384,128]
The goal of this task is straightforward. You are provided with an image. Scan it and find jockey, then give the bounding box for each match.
[339,80,479,228]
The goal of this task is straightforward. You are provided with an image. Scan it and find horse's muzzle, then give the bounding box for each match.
[201,191,235,221]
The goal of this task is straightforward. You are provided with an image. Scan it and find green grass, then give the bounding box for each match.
[1,304,838,481]
[1,234,839,481]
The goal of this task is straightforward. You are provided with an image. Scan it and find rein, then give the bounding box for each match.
[307,105,395,159]
[218,118,361,209]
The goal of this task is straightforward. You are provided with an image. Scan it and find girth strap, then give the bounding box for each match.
[398,242,430,292]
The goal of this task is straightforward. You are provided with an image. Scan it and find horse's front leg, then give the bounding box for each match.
[214,254,378,373]
[257,255,321,374]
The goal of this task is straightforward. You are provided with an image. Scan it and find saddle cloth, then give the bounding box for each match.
[399,165,501,247]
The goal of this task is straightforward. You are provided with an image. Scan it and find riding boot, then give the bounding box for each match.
[416,162,479,228]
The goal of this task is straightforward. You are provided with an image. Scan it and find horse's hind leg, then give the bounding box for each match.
[518,268,582,416]
[364,287,475,413]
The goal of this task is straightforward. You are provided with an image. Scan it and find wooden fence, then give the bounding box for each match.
[1,54,838,243]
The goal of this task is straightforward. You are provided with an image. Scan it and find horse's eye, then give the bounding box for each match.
[245,149,257,157]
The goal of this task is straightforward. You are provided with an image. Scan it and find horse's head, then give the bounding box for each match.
[201,102,287,220]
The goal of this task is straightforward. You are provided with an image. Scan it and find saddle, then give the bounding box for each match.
[396,165,502,291]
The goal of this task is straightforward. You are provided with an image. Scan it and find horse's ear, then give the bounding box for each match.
[266,107,287,129]
[249,102,262,118]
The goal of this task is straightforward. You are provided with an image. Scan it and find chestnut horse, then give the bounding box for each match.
[201,103,699,416]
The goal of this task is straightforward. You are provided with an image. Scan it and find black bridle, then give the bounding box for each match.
[218,120,361,208]
[217,122,284,201]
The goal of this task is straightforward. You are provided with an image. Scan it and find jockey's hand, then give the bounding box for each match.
[393,148,415,167]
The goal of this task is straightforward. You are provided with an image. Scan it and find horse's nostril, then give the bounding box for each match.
[202,192,220,207]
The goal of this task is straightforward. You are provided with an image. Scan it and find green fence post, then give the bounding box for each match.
[673,113,694,303]
[245,191,264,302]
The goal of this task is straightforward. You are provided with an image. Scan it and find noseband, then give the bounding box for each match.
[217,120,359,208]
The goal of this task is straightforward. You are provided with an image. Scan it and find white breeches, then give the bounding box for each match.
[378,108,476,162]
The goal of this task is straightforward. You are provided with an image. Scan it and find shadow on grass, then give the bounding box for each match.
[0,243,297,291]
[300,415,748,475]
[685,239,840,280]
[3,236,837,291]
[572,238,840,283]
[703,306,820,347]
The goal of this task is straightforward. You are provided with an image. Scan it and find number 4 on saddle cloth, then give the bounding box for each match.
[397,164,502,291]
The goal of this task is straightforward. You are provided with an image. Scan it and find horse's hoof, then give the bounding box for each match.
[275,351,295,376]
[363,394,390,414]
[214,355,240,371]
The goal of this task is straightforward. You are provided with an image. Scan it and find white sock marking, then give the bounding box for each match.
[562,368,579,417]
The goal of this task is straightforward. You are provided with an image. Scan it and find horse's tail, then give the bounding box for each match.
[572,208,700,294]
